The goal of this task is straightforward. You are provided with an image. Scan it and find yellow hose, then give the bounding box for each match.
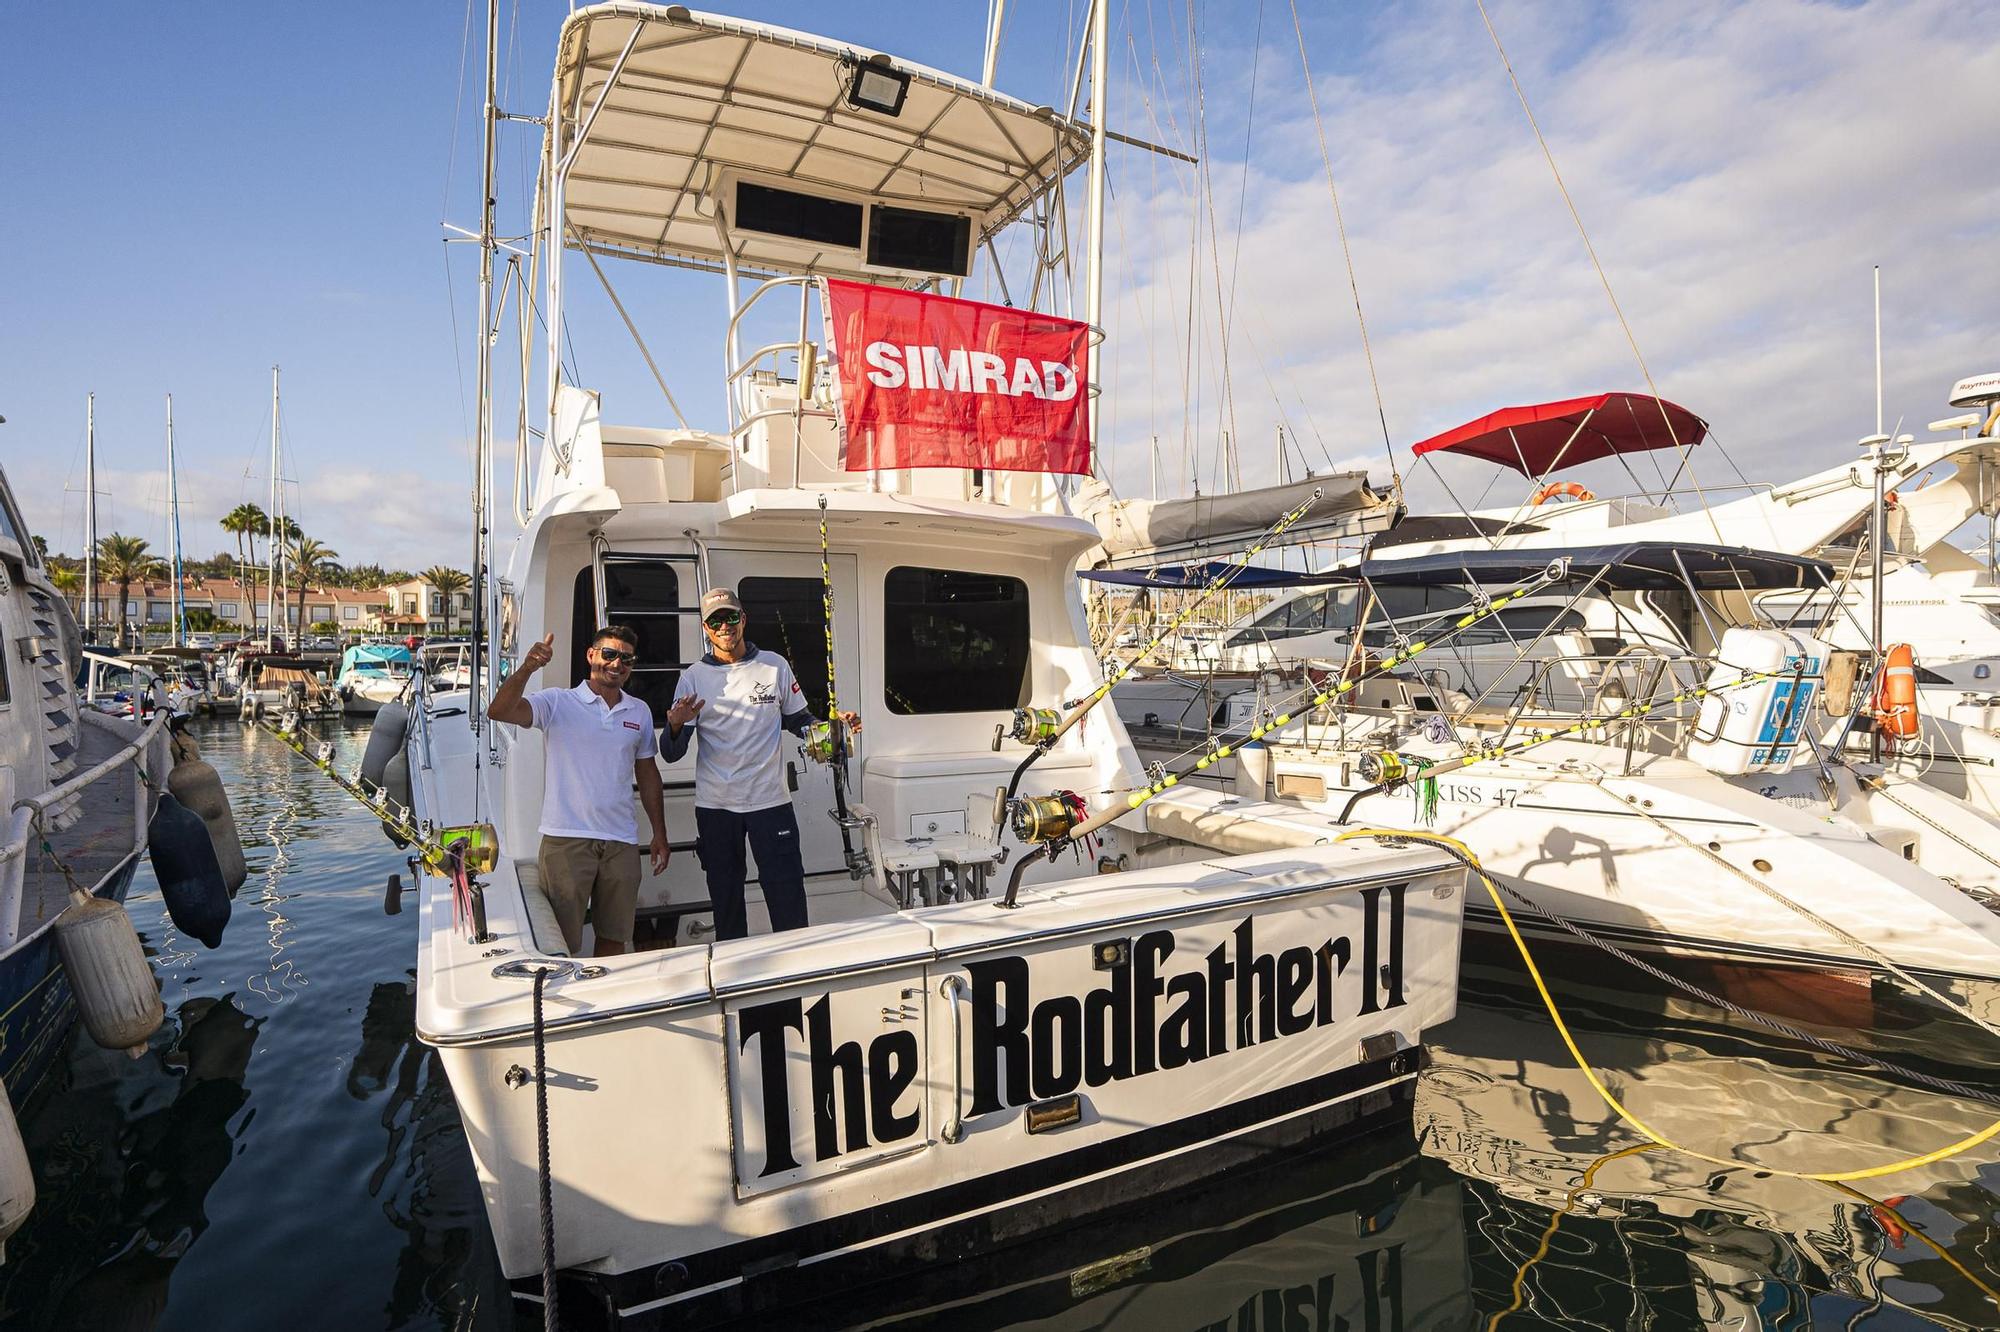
[1340,828,2000,1182]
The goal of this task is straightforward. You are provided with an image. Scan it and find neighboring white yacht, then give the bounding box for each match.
[1125,543,2000,1053]
[402,7,1467,1323]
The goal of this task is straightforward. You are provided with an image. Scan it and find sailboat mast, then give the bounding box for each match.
[83,393,97,640]
[469,0,498,732]
[167,393,184,647]
[267,365,280,646]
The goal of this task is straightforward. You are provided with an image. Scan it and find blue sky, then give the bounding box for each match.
[7,1,1997,570]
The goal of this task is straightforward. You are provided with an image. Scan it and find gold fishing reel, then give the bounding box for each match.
[1010,793,1078,843]
[1009,707,1064,745]
[1357,750,1408,785]
[801,719,839,764]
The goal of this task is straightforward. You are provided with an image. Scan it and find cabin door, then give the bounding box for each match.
[707,550,863,881]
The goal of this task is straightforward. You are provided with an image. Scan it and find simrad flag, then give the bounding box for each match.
[825,279,1092,475]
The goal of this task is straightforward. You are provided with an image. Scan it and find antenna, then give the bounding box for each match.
[1873,265,1883,437]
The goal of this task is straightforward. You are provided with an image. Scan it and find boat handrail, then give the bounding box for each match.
[1488,649,1713,764]
[11,709,169,822]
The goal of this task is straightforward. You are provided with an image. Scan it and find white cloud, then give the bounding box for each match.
[1092,0,2000,521]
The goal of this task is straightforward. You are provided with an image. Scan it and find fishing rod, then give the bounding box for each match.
[814,495,861,867]
[1002,485,1324,804]
[1000,558,1572,905]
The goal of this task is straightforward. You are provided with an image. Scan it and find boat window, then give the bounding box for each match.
[1359,605,1583,647]
[737,577,831,719]
[0,649,9,706]
[0,484,29,562]
[884,566,1029,714]
[571,561,685,727]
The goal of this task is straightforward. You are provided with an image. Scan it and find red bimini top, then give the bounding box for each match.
[1410,392,1707,475]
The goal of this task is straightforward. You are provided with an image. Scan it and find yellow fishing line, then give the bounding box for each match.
[1341,829,2000,1182]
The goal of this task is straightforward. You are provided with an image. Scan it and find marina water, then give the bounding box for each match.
[4,718,1998,1330]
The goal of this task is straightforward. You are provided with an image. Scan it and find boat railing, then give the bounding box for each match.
[0,710,169,949]
[723,275,842,492]
[1486,649,1713,770]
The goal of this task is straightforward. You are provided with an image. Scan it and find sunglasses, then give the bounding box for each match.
[705,611,742,629]
[592,647,635,664]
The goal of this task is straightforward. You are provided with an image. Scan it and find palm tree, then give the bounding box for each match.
[96,534,162,648]
[287,535,342,640]
[50,567,82,619]
[221,502,266,618]
[422,566,471,634]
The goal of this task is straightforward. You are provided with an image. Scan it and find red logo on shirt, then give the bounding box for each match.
[623,720,642,731]
[790,681,801,694]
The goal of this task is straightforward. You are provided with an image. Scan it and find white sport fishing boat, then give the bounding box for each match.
[404,6,1466,1323]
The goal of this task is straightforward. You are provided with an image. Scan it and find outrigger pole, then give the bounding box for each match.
[468,0,498,739]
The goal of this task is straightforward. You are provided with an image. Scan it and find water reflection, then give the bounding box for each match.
[0,995,261,1330]
[1423,996,2000,1329]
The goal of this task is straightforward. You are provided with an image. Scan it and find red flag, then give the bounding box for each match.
[825,280,1092,475]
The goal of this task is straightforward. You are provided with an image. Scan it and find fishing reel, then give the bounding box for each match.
[1009,707,1063,745]
[1010,793,1080,844]
[1357,749,1409,786]
[800,719,848,764]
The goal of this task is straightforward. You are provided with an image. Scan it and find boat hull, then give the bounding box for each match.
[421,848,1462,1326]
[516,1048,1426,1327]
[0,849,144,1104]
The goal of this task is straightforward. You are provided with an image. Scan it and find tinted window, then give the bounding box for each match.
[571,560,685,727]
[738,576,830,720]
[884,567,1029,714]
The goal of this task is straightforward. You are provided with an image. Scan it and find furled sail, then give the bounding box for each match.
[1076,472,1397,568]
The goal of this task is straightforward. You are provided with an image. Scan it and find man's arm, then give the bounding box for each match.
[488,632,554,727]
[663,691,704,761]
[637,757,669,875]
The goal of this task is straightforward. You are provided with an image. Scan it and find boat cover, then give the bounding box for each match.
[1410,393,1707,474]
[1080,561,1325,589]
[340,644,413,673]
[1077,472,1395,569]
[1087,543,1832,592]
[1358,542,1833,592]
[551,5,1091,280]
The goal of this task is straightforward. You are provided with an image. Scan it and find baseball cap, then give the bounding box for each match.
[700,587,744,620]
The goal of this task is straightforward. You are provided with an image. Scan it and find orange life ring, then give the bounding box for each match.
[1874,642,1920,740]
[1531,481,1595,506]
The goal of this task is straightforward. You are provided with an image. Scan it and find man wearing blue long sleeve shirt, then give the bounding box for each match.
[664,587,860,941]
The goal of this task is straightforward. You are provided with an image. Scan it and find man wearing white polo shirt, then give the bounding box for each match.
[488,624,670,956]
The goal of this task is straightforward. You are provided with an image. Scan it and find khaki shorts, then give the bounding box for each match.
[537,836,641,951]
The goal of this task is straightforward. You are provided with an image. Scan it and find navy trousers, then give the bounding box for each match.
[694,804,808,941]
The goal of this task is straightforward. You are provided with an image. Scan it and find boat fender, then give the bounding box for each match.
[383,872,404,916]
[1875,643,1921,740]
[147,793,231,949]
[168,754,248,898]
[361,701,410,789]
[0,1084,31,1259]
[380,750,414,849]
[53,887,165,1050]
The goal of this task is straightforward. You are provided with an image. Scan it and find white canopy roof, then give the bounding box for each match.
[551,4,1094,281]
